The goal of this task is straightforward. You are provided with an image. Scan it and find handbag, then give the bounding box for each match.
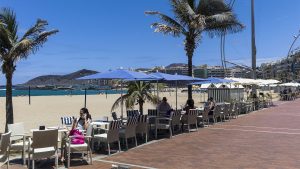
[69,129,84,144]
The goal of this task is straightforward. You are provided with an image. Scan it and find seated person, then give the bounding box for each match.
[183,99,196,114]
[207,97,216,115]
[181,99,196,131]
[73,107,92,131]
[61,107,92,162]
[157,97,173,117]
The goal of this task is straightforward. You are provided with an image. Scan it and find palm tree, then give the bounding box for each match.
[0,8,58,131]
[112,81,158,115]
[146,0,243,99]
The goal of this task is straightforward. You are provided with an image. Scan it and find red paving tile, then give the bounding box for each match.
[5,100,300,169]
[104,100,300,169]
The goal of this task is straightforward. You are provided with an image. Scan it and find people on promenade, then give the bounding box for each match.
[183,99,196,113]
[181,99,196,131]
[207,97,216,116]
[157,97,173,117]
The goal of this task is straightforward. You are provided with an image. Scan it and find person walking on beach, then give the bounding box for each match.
[157,97,173,117]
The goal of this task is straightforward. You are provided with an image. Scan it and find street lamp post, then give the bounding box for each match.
[287,29,300,81]
[251,0,257,80]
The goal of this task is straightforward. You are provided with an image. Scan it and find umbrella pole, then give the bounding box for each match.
[156,80,159,99]
[84,88,87,108]
[28,86,31,105]
[121,81,124,119]
[238,87,240,101]
[176,80,178,110]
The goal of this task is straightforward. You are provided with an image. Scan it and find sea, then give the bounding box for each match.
[0,89,126,97]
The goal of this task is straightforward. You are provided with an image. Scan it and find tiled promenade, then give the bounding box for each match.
[4,99,300,169]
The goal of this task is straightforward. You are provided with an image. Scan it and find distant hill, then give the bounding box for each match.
[23,69,98,86]
[166,63,196,69]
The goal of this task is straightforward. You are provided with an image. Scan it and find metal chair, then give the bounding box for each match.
[8,123,29,165]
[155,112,173,139]
[136,115,148,143]
[93,120,122,155]
[0,131,11,169]
[28,129,58,169]
[171,110,182,133]
[126,110,140,117]
[119,117,138,150]
[182,109,199,132]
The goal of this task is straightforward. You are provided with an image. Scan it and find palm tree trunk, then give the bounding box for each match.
[187,56,193,99]
[251,0,256,80]
[185,35,196,100]
[5,70,14,132]
[251,0,257,94]
[139,101,144,115]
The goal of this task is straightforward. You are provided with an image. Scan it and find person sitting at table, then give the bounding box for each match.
[60,108,92,162]
[181,99,196,131]
[73,107,92,131]
[183,99,196,113]
[157,97,173,117]
[207,97,216,116]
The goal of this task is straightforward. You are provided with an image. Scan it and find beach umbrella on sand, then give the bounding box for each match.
[78,69,158,118]
[149,72,204,110]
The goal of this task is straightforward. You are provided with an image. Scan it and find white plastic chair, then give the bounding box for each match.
[66,125,93,168]
[0,131,11,169]
[8,122,29,165]
[93,120,121,155]
[155,112,173,139]
[27,129,58,169]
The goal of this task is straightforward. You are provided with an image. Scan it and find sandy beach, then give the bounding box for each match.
[0,92,208,133]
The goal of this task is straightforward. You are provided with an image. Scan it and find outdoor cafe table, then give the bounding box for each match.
[91,121,110,126]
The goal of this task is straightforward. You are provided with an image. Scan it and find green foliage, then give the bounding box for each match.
[146,0,243,99]
[0,8,59,73]
[0,8,58,131]
[112,81,159,114]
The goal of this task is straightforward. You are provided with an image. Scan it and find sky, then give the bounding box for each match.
[1,0,300,84]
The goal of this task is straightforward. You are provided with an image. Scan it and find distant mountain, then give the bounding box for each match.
[23,69,98,86]
[165,63,196,69]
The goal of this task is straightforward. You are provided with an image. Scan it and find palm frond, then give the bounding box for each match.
[144,92,159,105]
[204,12,244,37]
[0,8,18,42]
[150,23,182,37]
[0,26,13,56]
[21,19,48,40]
[187,0,196,10]
[12,29,58,61]
[170,0,193,27]
[145,11,186,34]
[111,93,131,112]
[198,0,231,16]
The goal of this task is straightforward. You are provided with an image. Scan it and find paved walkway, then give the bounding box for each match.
[3,100,300,169]
[103,100,300,169]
